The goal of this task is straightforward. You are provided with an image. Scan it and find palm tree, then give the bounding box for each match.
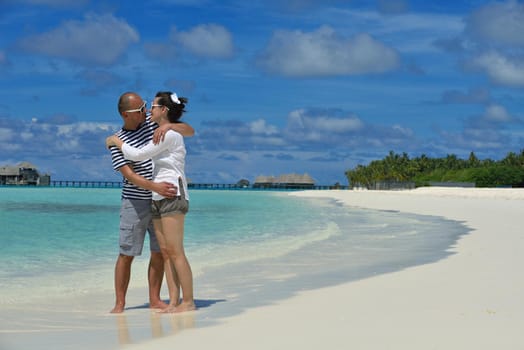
[468,151,480,168]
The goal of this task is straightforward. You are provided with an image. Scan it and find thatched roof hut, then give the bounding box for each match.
[0,162,40,185]
[253,175,276,184]
[0,165,20,176]
[275,173,314,185]
[253,173,315,188]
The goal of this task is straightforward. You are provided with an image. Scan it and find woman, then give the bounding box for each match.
[106,91,194,313]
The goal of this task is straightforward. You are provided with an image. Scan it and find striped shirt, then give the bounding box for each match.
[110,116,158,200]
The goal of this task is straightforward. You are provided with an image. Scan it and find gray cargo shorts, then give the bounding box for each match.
[119,198,160,256]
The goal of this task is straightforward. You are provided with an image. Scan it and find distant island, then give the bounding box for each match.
[345,150,524,189]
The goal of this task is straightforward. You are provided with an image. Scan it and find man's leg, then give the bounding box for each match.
[148,251,168,309]
[111,254,134,313]
[148,215,169,309]
[113,198,147,313]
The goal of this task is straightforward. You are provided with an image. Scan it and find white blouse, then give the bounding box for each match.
[122,130,188,201]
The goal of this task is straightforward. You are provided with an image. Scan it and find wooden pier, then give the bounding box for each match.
[50,180,122,188]
[43,181,347,190]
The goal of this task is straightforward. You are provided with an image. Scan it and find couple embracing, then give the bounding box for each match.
[106,91,195,314]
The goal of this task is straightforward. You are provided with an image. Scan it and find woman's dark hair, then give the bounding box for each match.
[155,91,188,123]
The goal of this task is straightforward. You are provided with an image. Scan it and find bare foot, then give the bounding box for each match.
[157,306,177,314]
[173,301,196,313]
[149,300,169,310]
[110,304,125,313]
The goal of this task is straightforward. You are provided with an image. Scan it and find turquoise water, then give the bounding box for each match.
[0,187,467,308]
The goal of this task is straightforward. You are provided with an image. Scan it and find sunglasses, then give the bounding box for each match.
[151,104,170,111]
[124,101,147,113]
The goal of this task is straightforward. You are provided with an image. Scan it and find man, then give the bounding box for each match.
[108,92,194,313]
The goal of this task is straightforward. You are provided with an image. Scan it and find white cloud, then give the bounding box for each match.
[0,118,119,167]
[391,124,414,137]
[20,131,34,141]
[483,104,512,123]
[18,13,139,66]
[0,127,14,141]
[471,51,524,87]
[56,122,116,136]
[316,116,364,132]
[257,26,399,77]
[287,109,364,133]
[171,24,234,59]
[466,0,524,47]
[251,136,287,147]
[0,143,21,152]
[249,119,279,135]
[284,109,368,146]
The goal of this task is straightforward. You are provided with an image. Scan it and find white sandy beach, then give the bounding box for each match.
[126,187,524,350]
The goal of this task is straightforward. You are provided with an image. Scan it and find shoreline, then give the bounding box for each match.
[3,187,523,350]
[126,187,524,350]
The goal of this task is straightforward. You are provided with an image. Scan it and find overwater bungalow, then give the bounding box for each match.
[253,173,315,189]
[0,162,49,186]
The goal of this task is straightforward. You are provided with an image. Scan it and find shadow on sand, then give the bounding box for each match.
[125,298,226,311]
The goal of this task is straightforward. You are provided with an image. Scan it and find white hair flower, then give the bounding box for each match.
[170,93,181,104]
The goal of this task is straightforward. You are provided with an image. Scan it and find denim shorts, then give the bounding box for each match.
[151,196,189,218]
[119,198,160,256]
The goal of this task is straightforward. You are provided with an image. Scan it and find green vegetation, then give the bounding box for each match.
[345,150,524,188]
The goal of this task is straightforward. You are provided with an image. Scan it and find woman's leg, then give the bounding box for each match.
[161,214,195,312]
[153,217,180,308]
[166,259,180,306]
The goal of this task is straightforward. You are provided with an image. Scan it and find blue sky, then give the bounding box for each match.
[0,0,523,185]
